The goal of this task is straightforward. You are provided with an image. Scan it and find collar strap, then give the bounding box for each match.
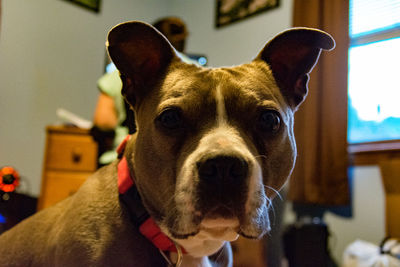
[117,135,185,253]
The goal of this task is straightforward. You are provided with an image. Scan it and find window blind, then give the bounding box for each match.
[350,0,400,38]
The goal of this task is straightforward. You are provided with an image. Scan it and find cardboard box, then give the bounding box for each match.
[380,159,400,238]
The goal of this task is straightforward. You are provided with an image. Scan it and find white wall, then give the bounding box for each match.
[283,167,386,264]
[0,0,169,196]
[169,0,294,67]
[325,166,385,263]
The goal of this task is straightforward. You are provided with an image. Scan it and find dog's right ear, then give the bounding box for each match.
[256,28,335,110]
[107,21,177,106]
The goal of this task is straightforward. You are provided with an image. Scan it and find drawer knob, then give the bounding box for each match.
[72,149,82,163]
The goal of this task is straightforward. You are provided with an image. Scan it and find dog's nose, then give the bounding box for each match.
[197,156,248,183]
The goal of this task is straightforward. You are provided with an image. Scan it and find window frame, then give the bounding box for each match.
[348,24,400,165]
[349,140,400,165]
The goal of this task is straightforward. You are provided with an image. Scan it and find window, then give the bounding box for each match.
[348,0,400,164]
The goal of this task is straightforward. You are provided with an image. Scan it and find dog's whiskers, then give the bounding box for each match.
[266,198,277,225]
[163,187,178,207]
[262,185,286,228]
[265,196,273,209]
[264,185,283,201]
[212,245,226,264]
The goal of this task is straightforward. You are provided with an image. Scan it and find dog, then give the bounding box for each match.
[0,21,334,266]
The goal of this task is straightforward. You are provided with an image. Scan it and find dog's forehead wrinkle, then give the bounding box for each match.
[211,65,278,99]
[161,68,216,102]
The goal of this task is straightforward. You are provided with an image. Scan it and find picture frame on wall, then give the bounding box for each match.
[216,0,280,28]
[62,0,101,13]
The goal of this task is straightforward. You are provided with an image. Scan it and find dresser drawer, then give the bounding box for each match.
[38,170,91,210]
[45,133,97,171]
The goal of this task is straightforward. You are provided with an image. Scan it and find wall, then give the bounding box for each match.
[0,0,169,196]
[283,166,386,263]
[169,0,294,67]
[325,166,385,262]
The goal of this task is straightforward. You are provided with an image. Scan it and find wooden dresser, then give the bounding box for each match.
[37,126,98,210]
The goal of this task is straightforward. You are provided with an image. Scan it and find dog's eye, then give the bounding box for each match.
[258,110,281,133]
[157,108,183,130]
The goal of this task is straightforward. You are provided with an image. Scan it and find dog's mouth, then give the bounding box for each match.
[167,216,240,243]
[165,202,269,240]
[166,205,235,239]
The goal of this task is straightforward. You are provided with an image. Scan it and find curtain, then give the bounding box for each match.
[288,0,350,206]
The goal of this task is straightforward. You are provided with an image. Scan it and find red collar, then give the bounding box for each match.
[117,135,185,254]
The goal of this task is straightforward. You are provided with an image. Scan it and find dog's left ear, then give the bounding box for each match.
[106,21,177,106]
[256,28,335,110]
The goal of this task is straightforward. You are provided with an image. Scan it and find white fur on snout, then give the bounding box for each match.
[216,83,227,126]
[245,163,266,217]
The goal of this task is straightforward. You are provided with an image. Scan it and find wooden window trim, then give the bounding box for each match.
[348,140,400,165]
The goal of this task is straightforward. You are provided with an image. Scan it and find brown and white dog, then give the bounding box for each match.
[0,21,334,266]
